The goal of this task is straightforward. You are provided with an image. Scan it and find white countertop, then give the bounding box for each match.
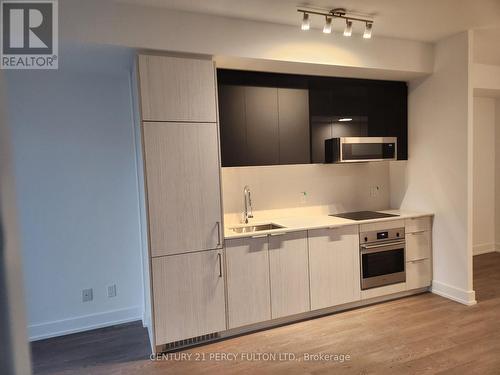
[224,210,434,240]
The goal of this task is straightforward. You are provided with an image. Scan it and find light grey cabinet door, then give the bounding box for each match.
[308,226,361,310]
[225,237,271,328]
[406,259,432,290]
[406,231,431,261]
[152,250,226,344]
[278,88,310,164]
[245,86,279,166]
[138,55,217,122]
[268,231,310,319]
[143,122,222,257]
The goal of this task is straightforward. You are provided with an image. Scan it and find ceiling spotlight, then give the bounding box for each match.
[363,22,373,39]
[296,7,374,39]
[323,17,332,34]
[343,19,353,37]
[301,13,310,30]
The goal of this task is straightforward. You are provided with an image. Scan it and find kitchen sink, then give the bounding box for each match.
[230,223,285,233]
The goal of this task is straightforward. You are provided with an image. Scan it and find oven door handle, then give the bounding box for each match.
[360,240,406,254]
[361,240,406,249]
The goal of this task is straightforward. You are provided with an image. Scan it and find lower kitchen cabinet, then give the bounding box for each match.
[405,219,432,291]
[268,231,310,319]
[308,226,361,310]
[406,259,432,290]
[406,231,431,261]
[225,237,271,328]
[151,250,226,344]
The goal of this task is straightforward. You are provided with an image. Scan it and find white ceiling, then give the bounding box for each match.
[114,0,500,42]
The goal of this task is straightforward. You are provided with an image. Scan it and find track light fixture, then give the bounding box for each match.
[363,22,373,39]
[343,19,353,37]
[298,7,374,39]
[323,17,332,34]
[301,12,310,30]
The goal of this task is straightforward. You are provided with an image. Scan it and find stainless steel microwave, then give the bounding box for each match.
[325,137,397,163]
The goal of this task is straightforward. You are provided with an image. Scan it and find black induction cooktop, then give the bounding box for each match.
[330,211,400,221]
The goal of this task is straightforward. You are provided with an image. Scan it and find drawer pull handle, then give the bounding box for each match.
[251,234,268,239]
[408,258,428,263]
[217,253,222,278]
[216,221,222,247]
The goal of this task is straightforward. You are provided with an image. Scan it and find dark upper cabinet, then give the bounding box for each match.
[217,69,407,166]
[367,82,408,160]
[309,78,407,161]
[309,88,332,117]
[278,88,310,164]
[218,85,247,166]
[245,86,280,166]
[218,83,310,167]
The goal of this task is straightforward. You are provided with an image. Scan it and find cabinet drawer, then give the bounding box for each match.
[406,231,431,261]
[406,258,432,290]
[405,216,431,233]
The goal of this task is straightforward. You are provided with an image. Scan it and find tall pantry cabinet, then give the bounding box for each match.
[137,54,226,351]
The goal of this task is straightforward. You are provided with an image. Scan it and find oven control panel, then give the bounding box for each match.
[360,227,405,244]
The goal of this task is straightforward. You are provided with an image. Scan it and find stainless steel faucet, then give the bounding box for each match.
[243,185,254,224]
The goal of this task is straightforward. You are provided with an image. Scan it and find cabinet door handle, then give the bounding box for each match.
[216,221,221,247]
[217,253,222,278]
[251,234,268,239]
[408,258,427,263]
[410,230,426,235]
[270,232,286,236]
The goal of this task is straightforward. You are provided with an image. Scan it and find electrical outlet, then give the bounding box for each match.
[82,288,93,302]
[107,284,117,298]
[370,185,380,197]
[300,191,307,204]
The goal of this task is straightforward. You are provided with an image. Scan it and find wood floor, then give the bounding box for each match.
[32,252,500,375]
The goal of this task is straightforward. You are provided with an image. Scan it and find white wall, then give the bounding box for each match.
[394,32,476,305]
[473,28,500,66]
[0,70,32,374]
[222,163,390,224]
[58,0,433,81]
[472,63,500,97]
[5,44,145,340]
[131,62,153,350]
[472,97,495,255]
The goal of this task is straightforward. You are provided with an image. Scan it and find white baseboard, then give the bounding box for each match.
[431,280,477,306]
[142,311,155,353]
[29,306,142,341]
[473,243,496,256]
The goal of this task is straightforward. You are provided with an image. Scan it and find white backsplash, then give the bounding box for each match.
[222,162,391,225]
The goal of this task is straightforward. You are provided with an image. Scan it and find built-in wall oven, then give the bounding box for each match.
[360,227,406,290]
